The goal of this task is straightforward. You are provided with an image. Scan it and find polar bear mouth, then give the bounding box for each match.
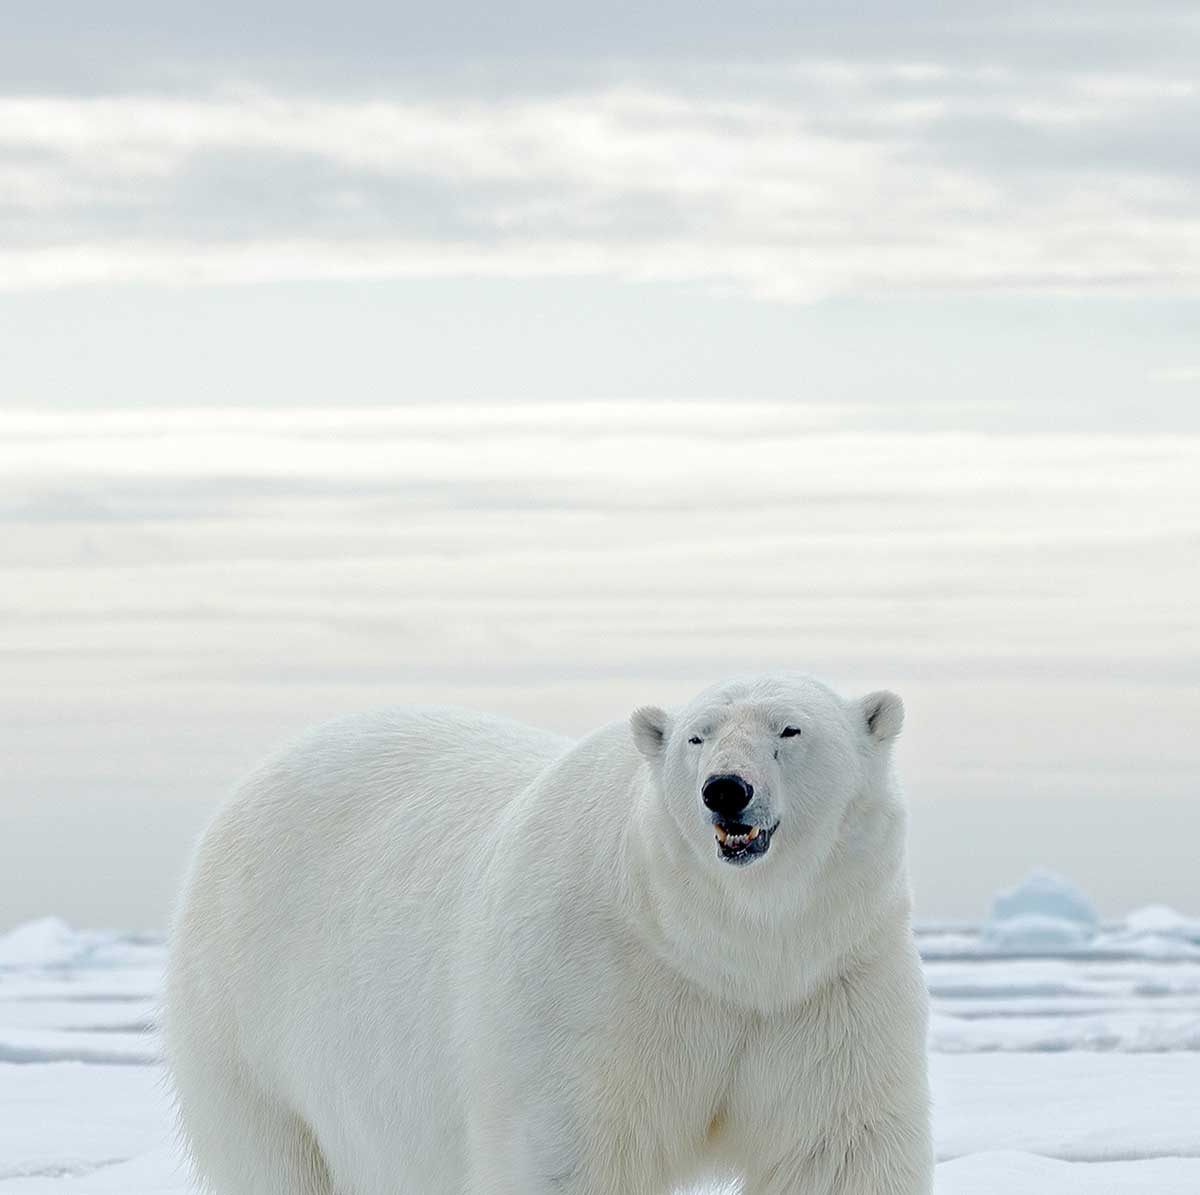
[713,820,779,865]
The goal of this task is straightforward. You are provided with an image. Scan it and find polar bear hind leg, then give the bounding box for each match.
[172,1062,333,1195]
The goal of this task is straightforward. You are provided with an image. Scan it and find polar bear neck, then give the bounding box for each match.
[619,770,912,1014]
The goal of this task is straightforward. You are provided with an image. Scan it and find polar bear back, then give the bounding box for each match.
[166,706,572,1192]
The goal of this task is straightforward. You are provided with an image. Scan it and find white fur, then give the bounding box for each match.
[165,675,932,1195]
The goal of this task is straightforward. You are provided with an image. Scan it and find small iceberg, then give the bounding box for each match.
[983,869,1099,952]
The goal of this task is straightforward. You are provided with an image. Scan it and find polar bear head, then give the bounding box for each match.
[630,674,903,873]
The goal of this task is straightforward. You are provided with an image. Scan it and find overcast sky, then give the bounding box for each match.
[2,3,1198,927]
[4,1,1200,416]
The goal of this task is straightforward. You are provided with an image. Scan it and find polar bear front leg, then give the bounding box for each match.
[465,1096,663,1195]
[740,1115,933,1195]
[733,938,933,1195]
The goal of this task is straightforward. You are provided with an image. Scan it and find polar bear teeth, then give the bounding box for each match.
[714,826,760,846]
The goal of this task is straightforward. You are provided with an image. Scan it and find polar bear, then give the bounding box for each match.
[165,673,932,1195]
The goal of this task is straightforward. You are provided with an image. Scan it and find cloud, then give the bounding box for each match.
[1,57,1199,298]
[1149,367,1200,383]
[5,3,1200,86]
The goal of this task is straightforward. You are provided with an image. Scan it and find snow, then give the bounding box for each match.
[936,1153,1200,1195]
[933,1053,1200,1161]
[0,919,163,975]
[1125,904,1200,937]
[0,920,89,971]
[2,875,1199,1193]
[924,954,1200,1052]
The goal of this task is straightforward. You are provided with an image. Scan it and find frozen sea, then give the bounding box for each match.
[2,875,1200,1194]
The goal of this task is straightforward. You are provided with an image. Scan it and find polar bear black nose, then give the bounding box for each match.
[702,773,754,818]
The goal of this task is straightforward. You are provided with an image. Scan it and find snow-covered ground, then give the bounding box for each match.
[2,873,1199,1193]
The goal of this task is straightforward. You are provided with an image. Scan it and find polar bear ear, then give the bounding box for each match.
[860,690,904,742]
[630,705,672,760]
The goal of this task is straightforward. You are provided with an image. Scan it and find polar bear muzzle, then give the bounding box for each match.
[701,773,778,865]
[712,818,779,865]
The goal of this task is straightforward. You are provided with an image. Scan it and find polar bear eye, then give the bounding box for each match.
[780,726,802,738]
[688,735,703,746]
